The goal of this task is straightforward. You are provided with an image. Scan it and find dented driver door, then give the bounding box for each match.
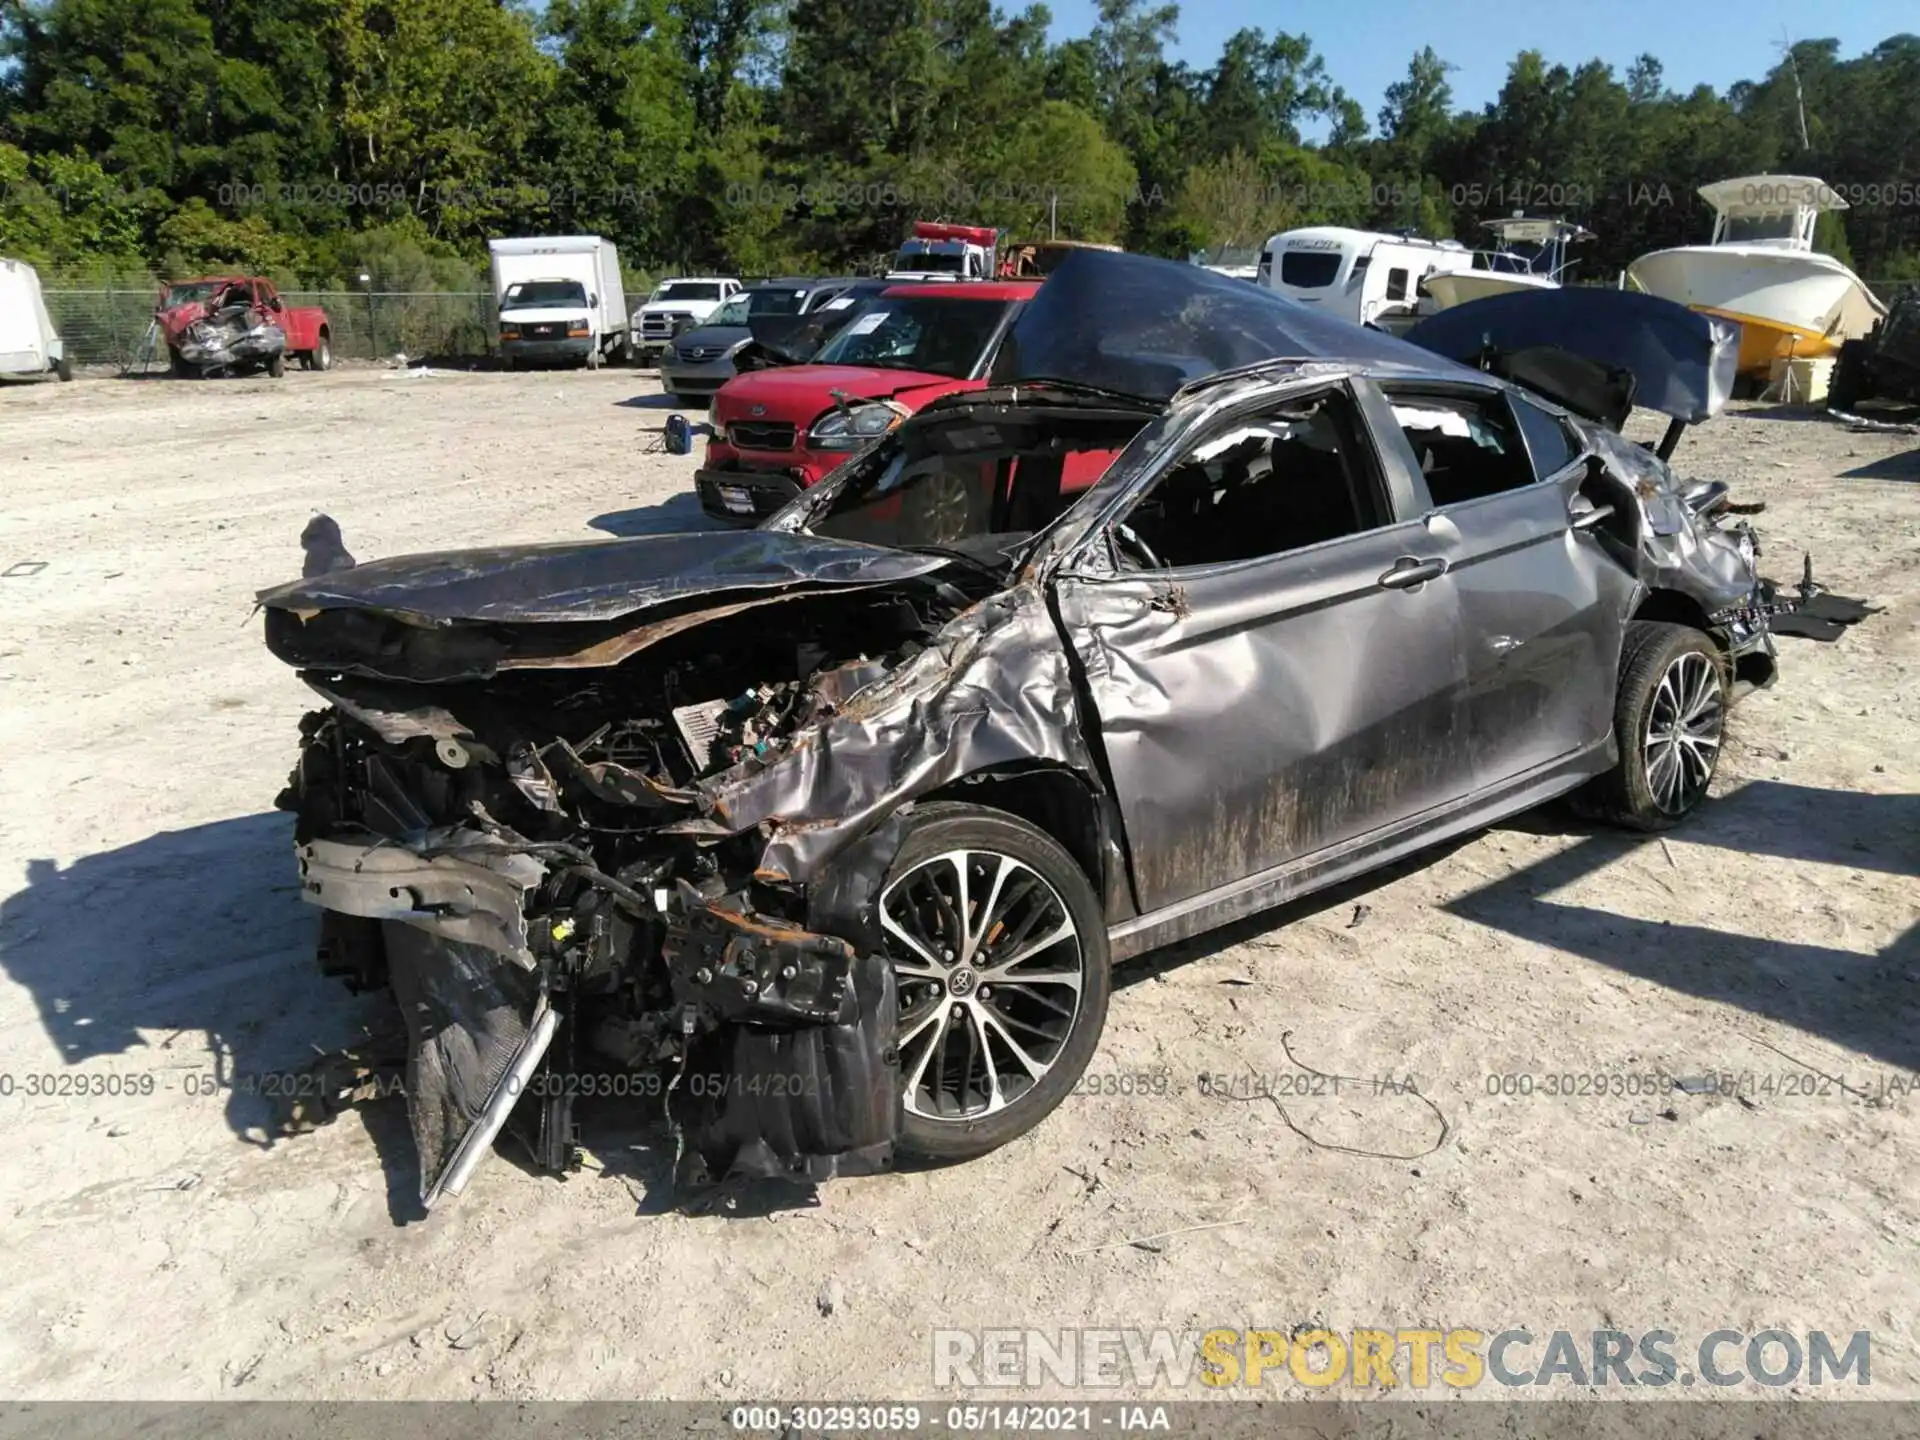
[1050,384,1476,920]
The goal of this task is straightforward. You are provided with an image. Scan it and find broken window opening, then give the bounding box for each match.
[1113,389,1385,571]
[1387,390,1536,506]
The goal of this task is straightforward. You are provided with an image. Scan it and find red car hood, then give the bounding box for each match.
[156,301,212,340]
[714,365,971,427]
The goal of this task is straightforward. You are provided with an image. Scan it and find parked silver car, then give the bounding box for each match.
[658,277,866,402]
[257,251,1777,1205]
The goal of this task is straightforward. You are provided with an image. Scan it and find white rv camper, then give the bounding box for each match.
[0,258,72,381]
[1256,226,1477,333]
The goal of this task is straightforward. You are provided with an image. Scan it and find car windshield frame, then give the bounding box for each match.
[808,295,1013,377]
[1719,213,1799,244]
[895,249,967,274]
[504,280,588,307]
[163,281,225,307]
[706,294,753,326]
[745,286,809,317]
[771,387,1175,565]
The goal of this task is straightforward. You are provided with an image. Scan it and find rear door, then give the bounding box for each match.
[1363,378,1635,787]
[1052,380,1475,915]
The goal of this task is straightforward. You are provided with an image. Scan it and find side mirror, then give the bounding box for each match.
[589,293,598,308]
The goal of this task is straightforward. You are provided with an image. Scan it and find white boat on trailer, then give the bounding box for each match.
[1624,175,1884,382]
[1422,214,1593,310]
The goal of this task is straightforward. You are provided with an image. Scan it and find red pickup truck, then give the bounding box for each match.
[157,276,332,378]
[698,281,1072,524]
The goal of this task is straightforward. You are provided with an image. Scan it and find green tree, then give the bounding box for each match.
[971,99,1136,240]
[327,0,554,239]
[534,0,696,261]
[1369,46,1459,234]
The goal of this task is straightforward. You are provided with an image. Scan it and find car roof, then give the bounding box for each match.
[879,281,1042,301]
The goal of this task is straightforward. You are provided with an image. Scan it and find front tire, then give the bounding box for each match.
[876,802,1110,1162]
[267,352,286,378]
[1575,621,1726,831]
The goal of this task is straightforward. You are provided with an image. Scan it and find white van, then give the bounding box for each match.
[489,236,630,369]
[1257,226,1477,333]
[0,258,72,381]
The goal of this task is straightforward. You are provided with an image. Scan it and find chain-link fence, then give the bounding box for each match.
[39,274,1920,372]
[41,288,503,369]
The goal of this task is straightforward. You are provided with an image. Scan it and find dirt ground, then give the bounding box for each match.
[0,365,1914,1405]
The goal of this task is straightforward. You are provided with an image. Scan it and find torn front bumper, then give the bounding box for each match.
[178,320,287,368]
[297,834,545,967]
[665,897,901,1187]
[296,833,900,1204]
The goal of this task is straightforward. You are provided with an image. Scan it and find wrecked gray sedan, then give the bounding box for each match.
[258,251,1777,1205]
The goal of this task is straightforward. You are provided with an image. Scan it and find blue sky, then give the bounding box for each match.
[1042,0,1916,133]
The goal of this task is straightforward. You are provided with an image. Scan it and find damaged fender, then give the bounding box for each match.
[697,583,1100,887]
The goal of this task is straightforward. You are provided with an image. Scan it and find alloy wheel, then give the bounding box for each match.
[1644,651,1723,813]
[910,472,972,544]
[878,849,1086,1121]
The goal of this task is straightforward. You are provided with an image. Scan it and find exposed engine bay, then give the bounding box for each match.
[179,308,286,369]
[272,574,989,1205]
[163,283,289,372]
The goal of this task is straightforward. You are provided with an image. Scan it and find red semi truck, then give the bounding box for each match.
[157,276,333,378]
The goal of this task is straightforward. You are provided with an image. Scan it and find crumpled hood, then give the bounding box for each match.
[1403,288,1740,424]
[713,365,960,428]
[157,301,216,341]
[255,529,949,626]
[991,248,1436,402]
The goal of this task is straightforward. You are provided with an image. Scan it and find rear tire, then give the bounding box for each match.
[1574,621,1727,831]
[877,802,1110,1162]
[1826,339,1868,411]
[310,332,332,372]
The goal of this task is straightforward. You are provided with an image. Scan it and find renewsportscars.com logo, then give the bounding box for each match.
[930,1328,1872,1390]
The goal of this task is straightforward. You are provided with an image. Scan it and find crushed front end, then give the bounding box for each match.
[259,536,995,1206]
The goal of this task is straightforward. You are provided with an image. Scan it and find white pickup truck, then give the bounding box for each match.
[632,277,742,363]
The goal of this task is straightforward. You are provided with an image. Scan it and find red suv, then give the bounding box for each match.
[696,281,1038,522]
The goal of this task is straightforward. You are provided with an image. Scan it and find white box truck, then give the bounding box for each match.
[489,235,630,369]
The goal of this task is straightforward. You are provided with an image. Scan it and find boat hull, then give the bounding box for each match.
[1422,272,1556,311]
[1625,246,1883,375]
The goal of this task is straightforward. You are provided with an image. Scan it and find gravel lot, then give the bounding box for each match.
[0,365,1915,1403]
